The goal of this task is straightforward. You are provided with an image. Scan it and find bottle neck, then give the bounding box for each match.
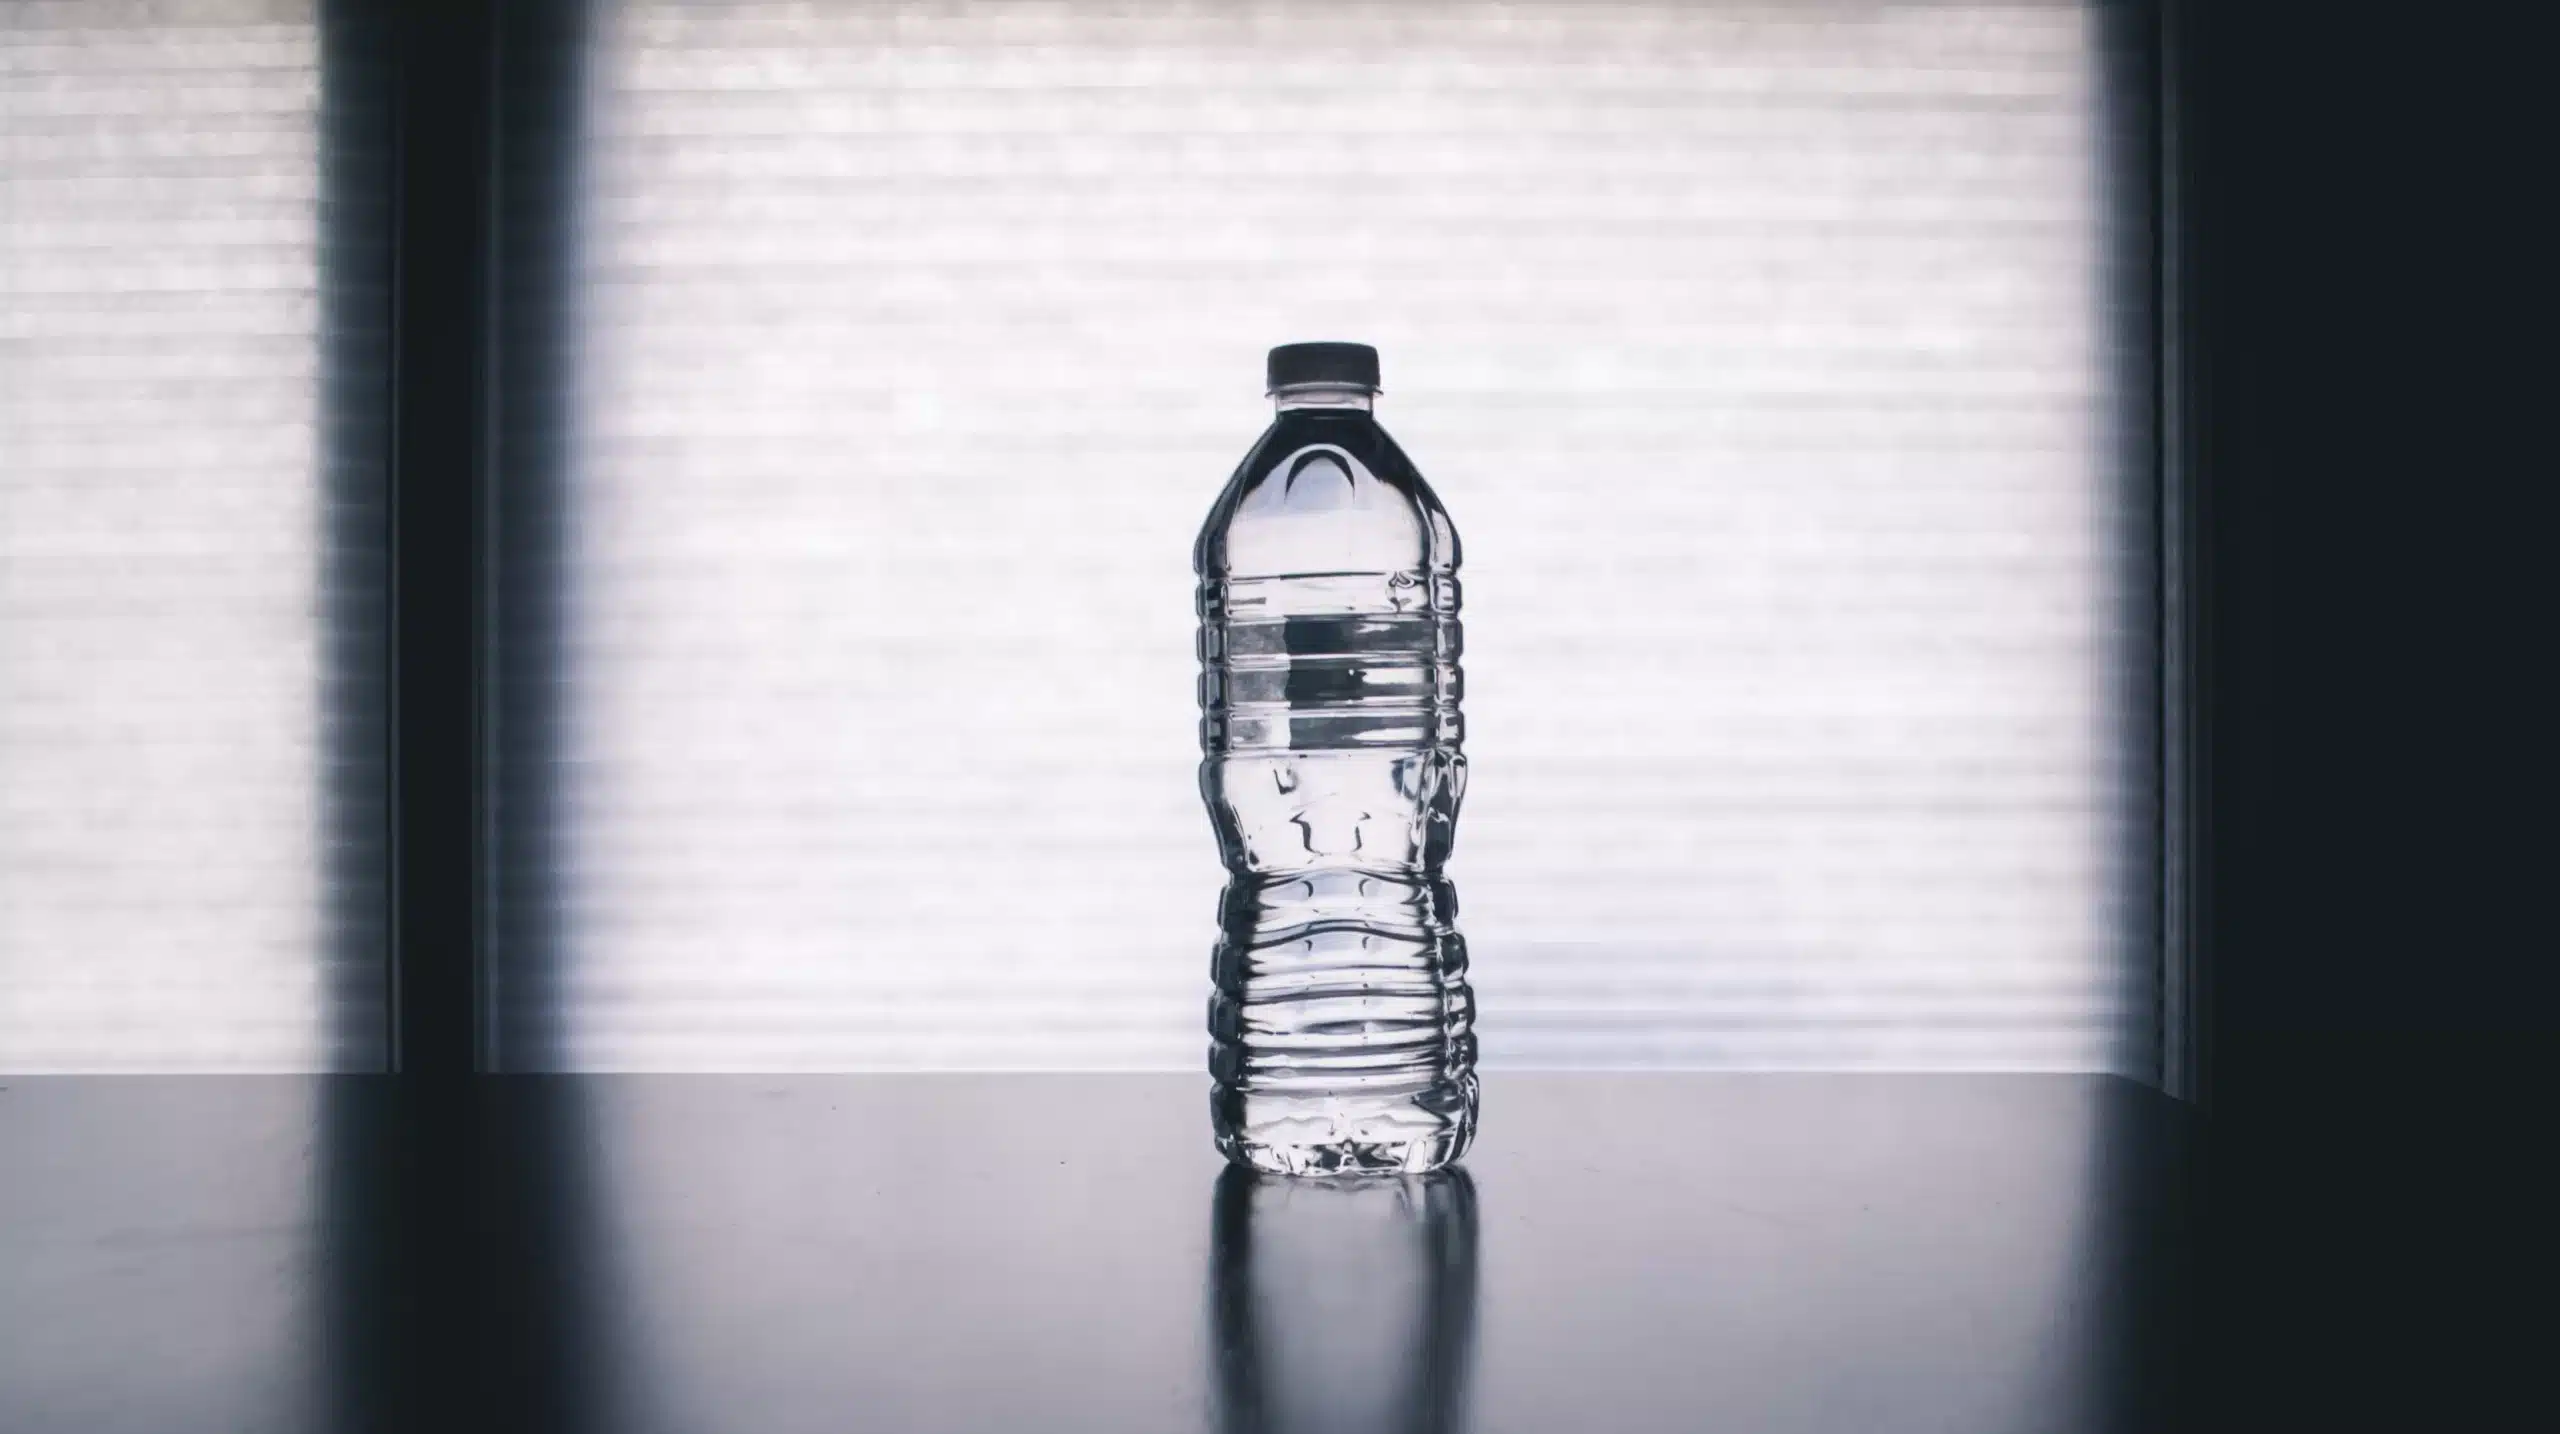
[1272,383,1375,414]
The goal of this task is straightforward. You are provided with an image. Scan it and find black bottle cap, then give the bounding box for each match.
[1266,342,1380,392]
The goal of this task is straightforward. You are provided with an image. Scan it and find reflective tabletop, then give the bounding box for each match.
[0,1075,2191,1433]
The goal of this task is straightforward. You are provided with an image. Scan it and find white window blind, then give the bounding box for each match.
[0,0,385,1070]
[493,0,2157,1075]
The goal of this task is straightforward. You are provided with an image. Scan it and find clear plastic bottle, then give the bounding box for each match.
[1197,342,1476,1175]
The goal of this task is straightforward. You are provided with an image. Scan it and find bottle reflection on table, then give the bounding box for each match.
[1209,1165,1479,1434]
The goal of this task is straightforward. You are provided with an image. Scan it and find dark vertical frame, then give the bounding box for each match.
[2174,7,2543,1420]
[382,10,495,1408]
[319,0,398,1069]
[2093,0,2170,1092]
[487,0,593,1074]
[387,0,497,1075]
[2156,0,2205,1104]
[315,0,410,1420]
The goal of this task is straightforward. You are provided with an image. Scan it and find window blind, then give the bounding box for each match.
[490,0,2158,1075]
[0,0,388,1070]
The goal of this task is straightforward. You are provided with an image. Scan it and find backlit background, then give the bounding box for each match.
[2,0,2159,1076]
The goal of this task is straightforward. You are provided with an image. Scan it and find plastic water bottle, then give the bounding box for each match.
[1197,342,1476,1175]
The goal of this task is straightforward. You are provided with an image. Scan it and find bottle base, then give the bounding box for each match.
[1217,1129,1472,1177]
[1212,1079,1478,1176]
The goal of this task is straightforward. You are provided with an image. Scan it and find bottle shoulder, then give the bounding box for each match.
[1194,413,1459,580]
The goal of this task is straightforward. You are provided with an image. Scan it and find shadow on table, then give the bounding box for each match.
[1209,1165,1479,1434]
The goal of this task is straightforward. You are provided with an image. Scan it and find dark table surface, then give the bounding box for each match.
[0,1075,2192,1433]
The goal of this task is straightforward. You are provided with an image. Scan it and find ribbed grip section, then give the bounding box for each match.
[1198,572,1462,754]
[1211,870,1473,1073]
[1208,869,1480,1175]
